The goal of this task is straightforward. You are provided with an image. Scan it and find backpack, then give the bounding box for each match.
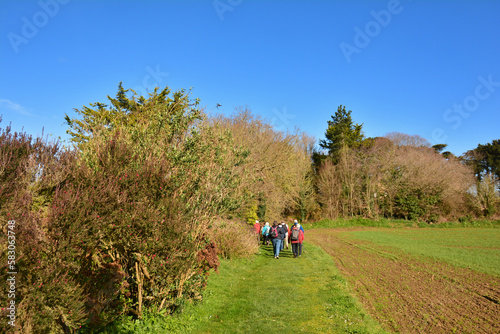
[270,226,278,238]
[291,228,300,241]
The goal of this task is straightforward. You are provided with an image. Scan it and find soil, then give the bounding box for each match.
[308,228,500,334]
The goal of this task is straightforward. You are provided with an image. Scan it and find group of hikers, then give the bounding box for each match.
[253,220,304,259]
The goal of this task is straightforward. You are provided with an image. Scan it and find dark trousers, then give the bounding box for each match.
[292,243,303,256]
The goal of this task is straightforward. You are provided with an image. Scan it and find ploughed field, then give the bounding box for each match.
[308,228,500,333]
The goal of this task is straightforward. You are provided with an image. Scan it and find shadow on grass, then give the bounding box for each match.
[259,243,295,258]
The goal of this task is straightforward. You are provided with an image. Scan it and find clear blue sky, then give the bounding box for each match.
[1,0,499,156]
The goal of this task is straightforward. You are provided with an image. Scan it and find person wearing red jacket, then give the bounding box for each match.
[253,220,261,242]
[253,220,261,234]
[289,223,304,258]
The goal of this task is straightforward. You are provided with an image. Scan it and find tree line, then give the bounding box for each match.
[0,84,498,332]
[315,105,499,221]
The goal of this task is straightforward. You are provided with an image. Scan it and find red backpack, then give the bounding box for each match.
[270,226,278,238]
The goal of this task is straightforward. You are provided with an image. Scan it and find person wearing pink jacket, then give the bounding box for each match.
[289,223,304,258]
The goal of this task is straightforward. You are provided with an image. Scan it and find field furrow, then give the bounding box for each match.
[309,228,500,334]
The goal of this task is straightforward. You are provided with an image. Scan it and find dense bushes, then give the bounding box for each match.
[317,138,476,222]
[1,86,250,332]
[1,84,315,333]
[209,109,317,221]
[0,124,85,333]
[56,86,249,330]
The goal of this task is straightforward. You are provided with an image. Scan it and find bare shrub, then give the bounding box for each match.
[209,109,315,221]
[468,173,500,217]
[385,132,431,148]
[317,159,342,219]
[316,136,476,221]
[208,219,259,259]
[387,147,475,220]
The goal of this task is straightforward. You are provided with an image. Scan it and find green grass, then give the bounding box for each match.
[95,218,500,333]
[103,243,388,333]
[342,228,500,277]
[176,242,387,333]
[306,217,500,230]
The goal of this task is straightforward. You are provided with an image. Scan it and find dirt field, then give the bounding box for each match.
[308,228,500,334]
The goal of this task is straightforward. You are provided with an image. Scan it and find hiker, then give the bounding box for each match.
[278,222,286,251]
[289,222,304,258]
[293,219,304,233]
[282,221,289,249]
[254,220,261,234]
[270,221,284,259]
[254,220,261,242]
[261,222,270,245]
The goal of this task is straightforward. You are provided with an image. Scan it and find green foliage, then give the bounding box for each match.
[53,84,248,329]
[243,204,259,224]
[65,82,201,146]
[1,83,255,333]
[92,307,196,334]
[432,143,447,153]
[393,188,440,221]
[463,139,500,180]
[256,198,266,221]
[319,105,364,162]
[471,173,500,217]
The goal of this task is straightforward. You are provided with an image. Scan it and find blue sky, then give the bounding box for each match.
[1,0,499,156]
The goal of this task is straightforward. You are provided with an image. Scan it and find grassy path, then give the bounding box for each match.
[177,242,387,334]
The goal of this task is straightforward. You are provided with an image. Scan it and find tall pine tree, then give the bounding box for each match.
[319,105,364,163]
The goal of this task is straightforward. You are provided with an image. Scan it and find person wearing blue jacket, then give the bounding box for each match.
[261,222,270,245]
